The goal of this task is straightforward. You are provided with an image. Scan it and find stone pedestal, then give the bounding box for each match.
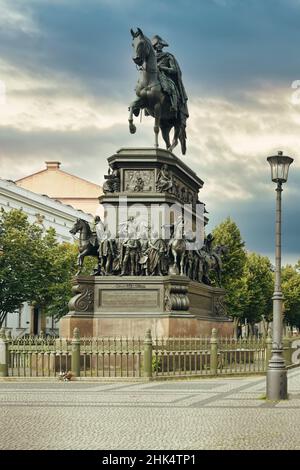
[99,147,207,238]
[59,275,233,338]
[60,147,233,339]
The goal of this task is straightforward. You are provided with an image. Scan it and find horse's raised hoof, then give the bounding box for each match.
[129,123,136,134]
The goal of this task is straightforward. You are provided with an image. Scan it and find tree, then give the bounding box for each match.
[282,264,300,329]
[212,217,247,282]
[0,208,47,327]
[242,253,273,334]
[0,208,95,327]
[211,217,247,325]
[211,219,273,334]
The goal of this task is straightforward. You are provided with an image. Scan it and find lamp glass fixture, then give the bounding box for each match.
[267,151,294,183]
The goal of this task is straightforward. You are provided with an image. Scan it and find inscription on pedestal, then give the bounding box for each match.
[98,289,160,311]
[112,284,147,289]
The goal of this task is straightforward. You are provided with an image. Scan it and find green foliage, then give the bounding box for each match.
[0,208,96,326]
[242,253,273,327]
[212,217,247,282]
[211,218,273,328]
[152,355,162,372]
[0,208,46,326]
[212,217,247,320]
[282,264,300,328]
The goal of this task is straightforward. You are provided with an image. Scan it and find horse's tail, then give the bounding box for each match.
[179,124,187,155]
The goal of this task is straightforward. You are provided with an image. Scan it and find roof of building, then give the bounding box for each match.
[15,161,102,198]
[0,178,94,221]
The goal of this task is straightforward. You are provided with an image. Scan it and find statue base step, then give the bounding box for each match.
[59,275,233,338]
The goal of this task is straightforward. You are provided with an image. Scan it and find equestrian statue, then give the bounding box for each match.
[129,28,189,155]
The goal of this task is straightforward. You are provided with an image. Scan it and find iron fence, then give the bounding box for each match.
[79,337,143,378]
[153,335,268,376]
[8,336,71,377]
[0,327,296,379]
[153,336,211,376]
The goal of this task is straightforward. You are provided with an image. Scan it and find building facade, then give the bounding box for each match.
[15,161,102,216]
[0,178,94,337]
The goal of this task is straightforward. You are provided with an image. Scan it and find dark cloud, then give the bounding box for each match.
[0,0,299,263]
[1,121,298,263]
[1,0,300,97]
[0,123,153,184]
[207,189,300,265]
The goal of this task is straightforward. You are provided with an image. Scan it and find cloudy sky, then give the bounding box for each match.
[0,0,299,263]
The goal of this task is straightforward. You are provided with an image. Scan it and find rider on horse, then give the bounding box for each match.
[151,35,189,128]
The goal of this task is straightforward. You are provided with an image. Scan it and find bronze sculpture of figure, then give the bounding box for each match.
[167,215,187,275]
[98,229,115,275]
[148,232,167,275]
[156,164,173,192]
[129,28,188,155]
[120,232,139,276]
[138,231,150,276]
[152,35,188,135]
[103,168,120,193]
[71,217,227,285]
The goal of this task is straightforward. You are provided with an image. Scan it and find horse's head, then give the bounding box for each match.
[70,218,84,236]
[131,27,151,67]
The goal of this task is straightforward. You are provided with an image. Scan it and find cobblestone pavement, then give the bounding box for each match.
[1,369,300,450]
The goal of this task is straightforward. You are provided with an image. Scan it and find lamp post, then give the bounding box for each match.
[266,150,293,400]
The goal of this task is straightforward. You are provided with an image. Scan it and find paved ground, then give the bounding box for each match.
[1,369,300,450]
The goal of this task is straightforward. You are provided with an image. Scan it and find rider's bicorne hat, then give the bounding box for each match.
[151,35,169,48]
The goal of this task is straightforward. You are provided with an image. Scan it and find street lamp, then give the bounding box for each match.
[266,150,293,400]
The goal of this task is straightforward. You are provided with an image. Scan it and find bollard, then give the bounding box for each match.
[71,328,81,377]
[143,329,152,378]
[210,328,218,375]
[0,328,8,377]
[265,328,272,368]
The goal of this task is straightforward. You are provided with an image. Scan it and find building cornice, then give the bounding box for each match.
[0,179,93,221]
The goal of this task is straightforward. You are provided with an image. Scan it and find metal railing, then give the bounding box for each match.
[153,336,211,376]
[0,327,297,379]
[78,335,143,378]
[7,336,71,377]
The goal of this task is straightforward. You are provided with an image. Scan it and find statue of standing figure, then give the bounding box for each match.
[138,231,150,276]
[120,233,139,276]
[148,232,167,275]
[98,230,115,275]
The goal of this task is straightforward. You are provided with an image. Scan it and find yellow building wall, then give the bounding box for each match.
[15,162,103,216]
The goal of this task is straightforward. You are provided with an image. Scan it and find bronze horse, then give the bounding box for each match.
[129,28,187,154]
[201,245,228,286]
[168,217,192,276]
[69,219,99,276]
